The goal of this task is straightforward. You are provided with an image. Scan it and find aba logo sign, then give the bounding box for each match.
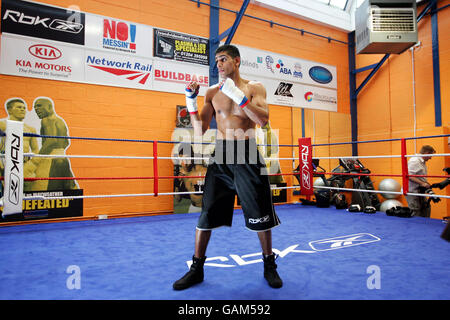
[1,0,85,45]
[103,19,137,53]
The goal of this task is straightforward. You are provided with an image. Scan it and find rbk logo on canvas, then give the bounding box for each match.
[186,233,381,268]
[308,233,381,251]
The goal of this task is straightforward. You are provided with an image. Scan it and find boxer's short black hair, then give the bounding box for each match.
[215,44,240,59]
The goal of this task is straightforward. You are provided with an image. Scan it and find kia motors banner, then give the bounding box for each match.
[1,0,85,45]
[153,28,209,66]
[0,34,85,82]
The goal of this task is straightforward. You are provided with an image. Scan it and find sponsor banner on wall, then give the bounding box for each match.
[301,85,338,112]
[255,77,337,111]
[1,0,85,45]
[152,59,209,95]
[85,49,153,89]
[84,14,153,57]
[22,189,83,220]
[154,28,209,66]
[237,44,337,90]
[0,34,85,82]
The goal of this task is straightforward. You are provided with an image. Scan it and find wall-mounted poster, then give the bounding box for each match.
[154,28,209,66]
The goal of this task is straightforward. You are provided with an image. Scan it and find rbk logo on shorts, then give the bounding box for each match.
[308,233,380,251]
[248,215,270,224]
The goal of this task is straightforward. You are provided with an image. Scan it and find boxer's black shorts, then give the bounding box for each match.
[197,139,280,232]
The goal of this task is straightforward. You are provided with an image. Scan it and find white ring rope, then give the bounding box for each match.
[23,186,300,201]
[18,153,450,161]
[23,153,211,161]
[22,184,450,202]
[314,185,450,199]
[314,155,401,160]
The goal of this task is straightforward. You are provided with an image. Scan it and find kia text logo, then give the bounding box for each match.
[29,44,62,60]
[2,10,84,34]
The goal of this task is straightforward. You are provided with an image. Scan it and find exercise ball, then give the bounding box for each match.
[379,199,403,212]
[378,178,401,199]
[314,178,326,189]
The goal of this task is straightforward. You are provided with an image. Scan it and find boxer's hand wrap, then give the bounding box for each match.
[220,78,249,108]
[185,86,199,114]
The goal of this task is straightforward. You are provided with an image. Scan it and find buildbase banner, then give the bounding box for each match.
[152,59,209,96]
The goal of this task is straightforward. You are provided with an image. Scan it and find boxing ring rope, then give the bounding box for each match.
[0,120,449,220]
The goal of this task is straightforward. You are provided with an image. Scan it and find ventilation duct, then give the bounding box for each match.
[356,0,418,54]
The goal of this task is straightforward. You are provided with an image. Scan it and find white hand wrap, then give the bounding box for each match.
[185,86,199,114]
[220,78,249,108]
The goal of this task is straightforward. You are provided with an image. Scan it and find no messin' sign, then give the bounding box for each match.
[2,120,24,217]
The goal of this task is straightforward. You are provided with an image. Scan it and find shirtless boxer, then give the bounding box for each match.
[173,44,282,290]
[33,98,78,191]
[0,98,39,192]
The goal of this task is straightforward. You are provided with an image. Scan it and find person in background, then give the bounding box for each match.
[406,144,436,217]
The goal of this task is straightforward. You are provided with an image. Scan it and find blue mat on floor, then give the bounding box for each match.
[0,204,449,300]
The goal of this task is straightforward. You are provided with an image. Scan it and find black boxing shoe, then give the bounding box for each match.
[173,255,206,290]
[263,253,283,289]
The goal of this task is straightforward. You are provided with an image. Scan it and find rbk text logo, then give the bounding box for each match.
[186,233,381,268]
[2,10,84,34]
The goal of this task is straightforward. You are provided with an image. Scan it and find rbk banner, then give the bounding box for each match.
[298,138,313,196]
[1,0,85,45]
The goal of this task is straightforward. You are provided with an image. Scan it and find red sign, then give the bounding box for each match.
[298,138,313,195]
